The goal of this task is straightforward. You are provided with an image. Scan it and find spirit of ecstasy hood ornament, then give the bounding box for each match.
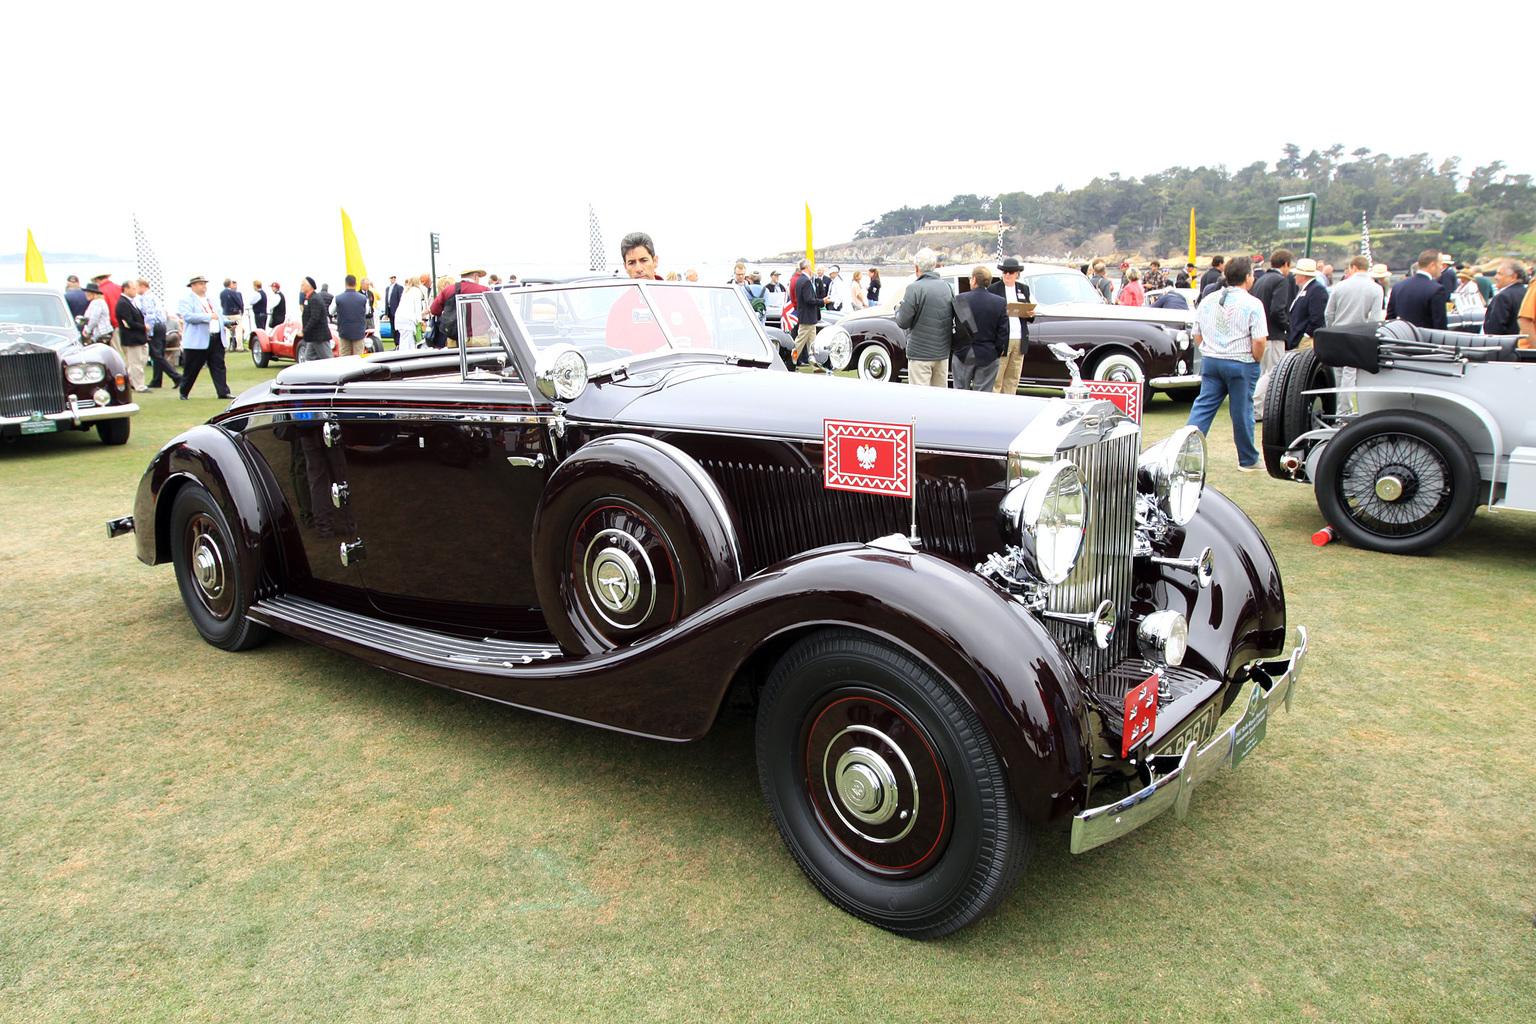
[1050,343,1091,400]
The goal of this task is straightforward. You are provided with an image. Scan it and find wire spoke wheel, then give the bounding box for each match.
[1338,432,1451,535]
[1315,410,1478,555]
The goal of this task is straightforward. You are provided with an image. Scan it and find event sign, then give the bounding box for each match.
[823,420,914,498]
[1087,380,1142,423]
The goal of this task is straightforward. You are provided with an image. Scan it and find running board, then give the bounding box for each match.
[250,594,564,668]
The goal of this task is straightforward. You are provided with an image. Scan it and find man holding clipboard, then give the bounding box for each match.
[989,256,1036,395]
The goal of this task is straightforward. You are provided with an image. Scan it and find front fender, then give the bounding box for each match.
[133,425,283,604]
[717,543,1092,829]
[1132,487,1287,686]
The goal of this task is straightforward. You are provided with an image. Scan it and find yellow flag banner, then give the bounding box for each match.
[805,203,814,272]
[24,229,47,283]
[341,207,368,282]
[1187,208,1197,272]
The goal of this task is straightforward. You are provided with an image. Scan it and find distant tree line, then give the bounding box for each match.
[854,146,1536,261]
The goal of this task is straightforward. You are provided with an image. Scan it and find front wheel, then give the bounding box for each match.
[251,344,270,368]
[96,417,130,445]
[757,629,1030,938]
[855,343,894,382]
[1314,410,1478,555]
[169,485,271,651]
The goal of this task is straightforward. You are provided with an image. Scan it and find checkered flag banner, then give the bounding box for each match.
[1360,211,1372,263]
[133,214,165,305]
[588,204,606,272]
[996,197,1004,264]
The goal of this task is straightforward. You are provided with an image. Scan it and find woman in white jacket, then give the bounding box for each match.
[393,274,427,349]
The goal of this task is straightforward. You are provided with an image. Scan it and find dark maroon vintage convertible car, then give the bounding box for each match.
[111,280,1305,937]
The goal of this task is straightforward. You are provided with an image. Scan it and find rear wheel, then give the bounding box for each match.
[1261,351,1301,476]
[757,629,1030,938]
[169,486,271,650]
[1314,410,1478,555]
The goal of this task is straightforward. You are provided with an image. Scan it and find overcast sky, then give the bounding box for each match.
[7,2,1530,290]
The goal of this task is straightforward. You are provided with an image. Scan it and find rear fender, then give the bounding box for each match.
[134,424,284,600]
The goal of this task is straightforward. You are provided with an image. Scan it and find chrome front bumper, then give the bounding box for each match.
[0,399,140,427]
[1149,373,1202,390]
[1070,627,1307,854]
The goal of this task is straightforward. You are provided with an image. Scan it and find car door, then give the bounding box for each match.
[328,293,554,634]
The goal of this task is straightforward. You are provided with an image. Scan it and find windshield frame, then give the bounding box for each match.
[481,281,778,408]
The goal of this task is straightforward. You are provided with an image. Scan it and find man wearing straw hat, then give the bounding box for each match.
[177,275,234,401]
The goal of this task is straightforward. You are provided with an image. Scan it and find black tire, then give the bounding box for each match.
[252,344,270,368]
[169,486,271,651]
[757,629,1030,939]
[1260,351,1300,476]
[96,417,130,446]
[1314,410,1479,555]
[1264,349,1335,477]
[533,436,740,655]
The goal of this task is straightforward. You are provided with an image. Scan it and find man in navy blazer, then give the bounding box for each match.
[1287,258,1328,348]
[953,266,1008,391]
[1387,250,1449,330]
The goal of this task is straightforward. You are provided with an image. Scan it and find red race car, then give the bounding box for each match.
[250,320,380,368]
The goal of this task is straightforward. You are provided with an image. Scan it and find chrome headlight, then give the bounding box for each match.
[66,362,107,384]
[997,460,1087,585]
[1137,426,1205,526]
[823,326,852,370]
[1175,329,1191,348]
[1137,610,1188,666]
[534,344,588,401]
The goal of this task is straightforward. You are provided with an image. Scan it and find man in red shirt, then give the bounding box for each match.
[428,268,489,348]
[92,272,123,351]
[605,232,710,354]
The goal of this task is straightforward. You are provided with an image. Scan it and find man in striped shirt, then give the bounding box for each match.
[1186,256,1267,472]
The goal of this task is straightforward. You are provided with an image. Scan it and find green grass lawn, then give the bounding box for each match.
[2,361,1533,1022]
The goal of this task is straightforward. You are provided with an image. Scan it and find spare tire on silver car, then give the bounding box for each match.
[532,434,743,656]
[1262,348,1336,477]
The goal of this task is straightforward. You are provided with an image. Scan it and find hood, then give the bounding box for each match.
[581,364,1056,456]
[1037,301,1194,328]
[0,324,77,353]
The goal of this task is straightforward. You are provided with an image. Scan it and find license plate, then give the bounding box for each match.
[20,416,56,435]
[1156,701,1220,757]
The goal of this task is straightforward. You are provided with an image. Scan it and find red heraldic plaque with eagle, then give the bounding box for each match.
[823,420,914,498]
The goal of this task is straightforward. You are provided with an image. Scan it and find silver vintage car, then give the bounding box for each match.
[1263,320,1536,554]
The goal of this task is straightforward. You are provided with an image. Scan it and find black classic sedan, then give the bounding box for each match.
[112,280,1304,937]
[1,284,137,444]
[811,263,1203,399]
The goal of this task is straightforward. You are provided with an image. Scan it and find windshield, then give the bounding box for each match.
[0,292,73,329]
[1023,272,1108,306]
[500,282,773,365]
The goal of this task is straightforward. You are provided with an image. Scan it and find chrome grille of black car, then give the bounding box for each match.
[699,460,975,575]
[0,352,66,418]
[1046,429,1139,681]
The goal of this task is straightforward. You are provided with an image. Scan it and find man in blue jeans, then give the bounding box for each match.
[1187,255,1268,471]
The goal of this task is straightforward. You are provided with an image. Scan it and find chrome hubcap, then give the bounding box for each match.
[823,725,918,843]
[834,747,898,824]
[590,547,640,614]
[1375,474,1404,501]
[193,536,224,599]
[582,527,656,628]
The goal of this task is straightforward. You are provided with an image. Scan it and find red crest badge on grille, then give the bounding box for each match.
[1086,381,1142,424]
[1122,670,1160,757]
[823,420,913,498]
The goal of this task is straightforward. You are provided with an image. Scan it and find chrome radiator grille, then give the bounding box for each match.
[1046,428,1139,680]
[1,352,66,418]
